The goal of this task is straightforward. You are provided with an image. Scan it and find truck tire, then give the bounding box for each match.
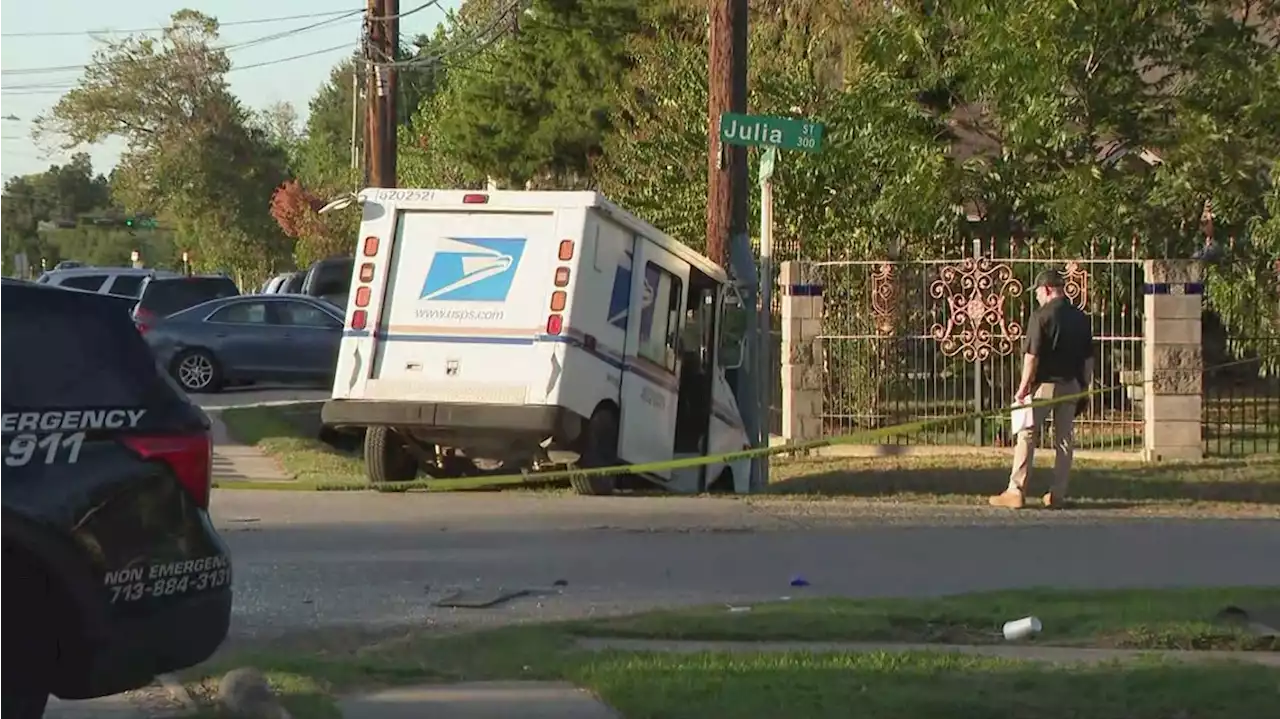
[364,427,418,484]
[0,690,48,711]
[571,408,620,496]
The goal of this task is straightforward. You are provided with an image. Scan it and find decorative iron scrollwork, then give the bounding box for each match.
[870,262,898,335]
[928,257,1025,360]
[1063,261,1089,309]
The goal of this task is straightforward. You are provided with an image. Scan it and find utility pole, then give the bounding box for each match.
[706,0,749,267]
[363,0,380,186]
[364,0,399,188]
[382,0,399,187]
[349,70,360,170]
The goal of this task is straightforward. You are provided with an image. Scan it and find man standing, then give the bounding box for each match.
[990,269,1095,509]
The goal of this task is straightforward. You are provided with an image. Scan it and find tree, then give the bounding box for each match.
[268,179,360,267]
[35,9,292,282]
[1,154,118,275]
[253,101,303,164]
[428,0,642,188]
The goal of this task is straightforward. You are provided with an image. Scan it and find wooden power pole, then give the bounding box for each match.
[365,0,400,188]
[706,0,749,267]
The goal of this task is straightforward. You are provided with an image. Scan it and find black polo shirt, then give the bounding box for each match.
[1023,297,1094,383]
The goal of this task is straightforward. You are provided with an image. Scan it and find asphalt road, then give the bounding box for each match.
[213,490,1280,642]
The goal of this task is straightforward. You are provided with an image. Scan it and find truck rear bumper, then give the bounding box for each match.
[322,399,580,442]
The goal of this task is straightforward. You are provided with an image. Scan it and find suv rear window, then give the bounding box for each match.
[2,284,165,409]
[303,258,353,298]
[59,274,108,292]
[138,277,240,317]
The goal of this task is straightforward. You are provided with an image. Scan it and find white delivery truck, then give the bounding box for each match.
[321,188,753,496]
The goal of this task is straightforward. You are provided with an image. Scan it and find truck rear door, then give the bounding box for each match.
[339,201,564,405]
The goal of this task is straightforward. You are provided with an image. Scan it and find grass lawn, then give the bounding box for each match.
[184,587,1280,718]
[218,404,1280,509]
[768,454,1280,507]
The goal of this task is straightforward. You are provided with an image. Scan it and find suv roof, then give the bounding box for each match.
[135,274,240,320]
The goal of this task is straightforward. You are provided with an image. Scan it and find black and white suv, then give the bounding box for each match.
[1,279,233,718]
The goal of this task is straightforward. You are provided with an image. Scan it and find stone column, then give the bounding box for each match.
[779,261,824,444]
[1142,260,1204,462]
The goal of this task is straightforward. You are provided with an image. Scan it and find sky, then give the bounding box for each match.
[0,0,463,182]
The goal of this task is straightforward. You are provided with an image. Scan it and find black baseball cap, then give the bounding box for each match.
[1034,269,1065,288]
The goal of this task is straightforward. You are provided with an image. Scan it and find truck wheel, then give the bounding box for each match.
[0,690,48,716]
[364,427,418,484]
[571,408,621,496]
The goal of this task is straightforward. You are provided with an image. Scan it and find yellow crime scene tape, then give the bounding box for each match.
[286,353,1273,493]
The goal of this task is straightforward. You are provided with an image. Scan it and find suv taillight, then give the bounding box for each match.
[123,433,213,508]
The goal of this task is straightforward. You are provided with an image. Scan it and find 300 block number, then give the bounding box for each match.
[5,432,85,467]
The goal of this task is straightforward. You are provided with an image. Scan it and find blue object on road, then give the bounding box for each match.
[789,576,810,587]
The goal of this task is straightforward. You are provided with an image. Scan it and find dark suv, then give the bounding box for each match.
[132,275,240,332]
[1,279,232,718]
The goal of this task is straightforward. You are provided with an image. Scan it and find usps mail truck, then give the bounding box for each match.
[321,188,753,495]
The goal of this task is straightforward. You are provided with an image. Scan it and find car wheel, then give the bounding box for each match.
[0,690,48,711]
[171,349,222,394]
[570,407,621,496]
[364,426,418,484]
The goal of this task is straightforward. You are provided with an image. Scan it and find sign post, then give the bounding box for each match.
[719,112,824,492]
[756,146,777,490]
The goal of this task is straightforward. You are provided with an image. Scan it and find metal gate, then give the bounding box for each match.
[816,238,1145,450]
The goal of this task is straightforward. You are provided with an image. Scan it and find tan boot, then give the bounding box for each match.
[988,490,1025,509]
[1041,492,1067,509]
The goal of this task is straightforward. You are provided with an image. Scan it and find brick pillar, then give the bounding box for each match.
[1142,260,1204,462]
[780,261,824,443]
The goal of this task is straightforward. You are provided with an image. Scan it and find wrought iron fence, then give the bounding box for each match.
[815,238,1145,450]
[1203,337,1280,456]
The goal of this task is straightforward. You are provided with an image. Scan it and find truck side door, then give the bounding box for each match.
[617,240,689,478]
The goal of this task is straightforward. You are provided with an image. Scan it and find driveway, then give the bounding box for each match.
[192,384,329,410]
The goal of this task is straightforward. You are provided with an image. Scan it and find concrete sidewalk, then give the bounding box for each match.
[338,682,621,719]
[208,410,293,482]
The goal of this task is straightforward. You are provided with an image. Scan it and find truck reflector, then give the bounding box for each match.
[558,240,574,260]
[546,314,563,335]
[355,286,371,307]
[362,236,379,256]
[462,193,489,204]
[351,309,368,330]
[550,290,566,312]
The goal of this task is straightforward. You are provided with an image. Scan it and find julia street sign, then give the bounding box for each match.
[719,112,824,153]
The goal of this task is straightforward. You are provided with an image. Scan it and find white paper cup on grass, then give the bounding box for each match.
[1002,616,1042,641]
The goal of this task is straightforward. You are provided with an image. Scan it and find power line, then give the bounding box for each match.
[367,0,526,69]
[0,8,362,37]
[1,10,364,77]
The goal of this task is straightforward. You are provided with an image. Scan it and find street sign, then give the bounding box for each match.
[720,112,824,153]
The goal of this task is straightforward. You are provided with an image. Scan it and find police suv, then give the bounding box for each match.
[1,279,233,718]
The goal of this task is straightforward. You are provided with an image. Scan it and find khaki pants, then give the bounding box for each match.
[1008,380,1079,497]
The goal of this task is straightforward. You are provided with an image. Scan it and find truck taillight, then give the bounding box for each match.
[355,286,371,307]
[363,236,379,256]
[550,291,566,312]
[463,193,488,204]
[359,262,375,282]
[554,267,570,286]
[558,240,574,261]
[351,310,368,330]
[546,314,563,335]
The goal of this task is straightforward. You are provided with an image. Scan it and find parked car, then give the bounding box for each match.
[301,256,354,308]
[260,273,291,294]
[143,294,345,393]
[132,274,240,332]
[280,271,306,294]
[35,266,178,300]
[1,279,232,718]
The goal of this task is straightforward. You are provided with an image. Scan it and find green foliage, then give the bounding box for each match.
[34,9,292,282]
[430,0,641,188]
